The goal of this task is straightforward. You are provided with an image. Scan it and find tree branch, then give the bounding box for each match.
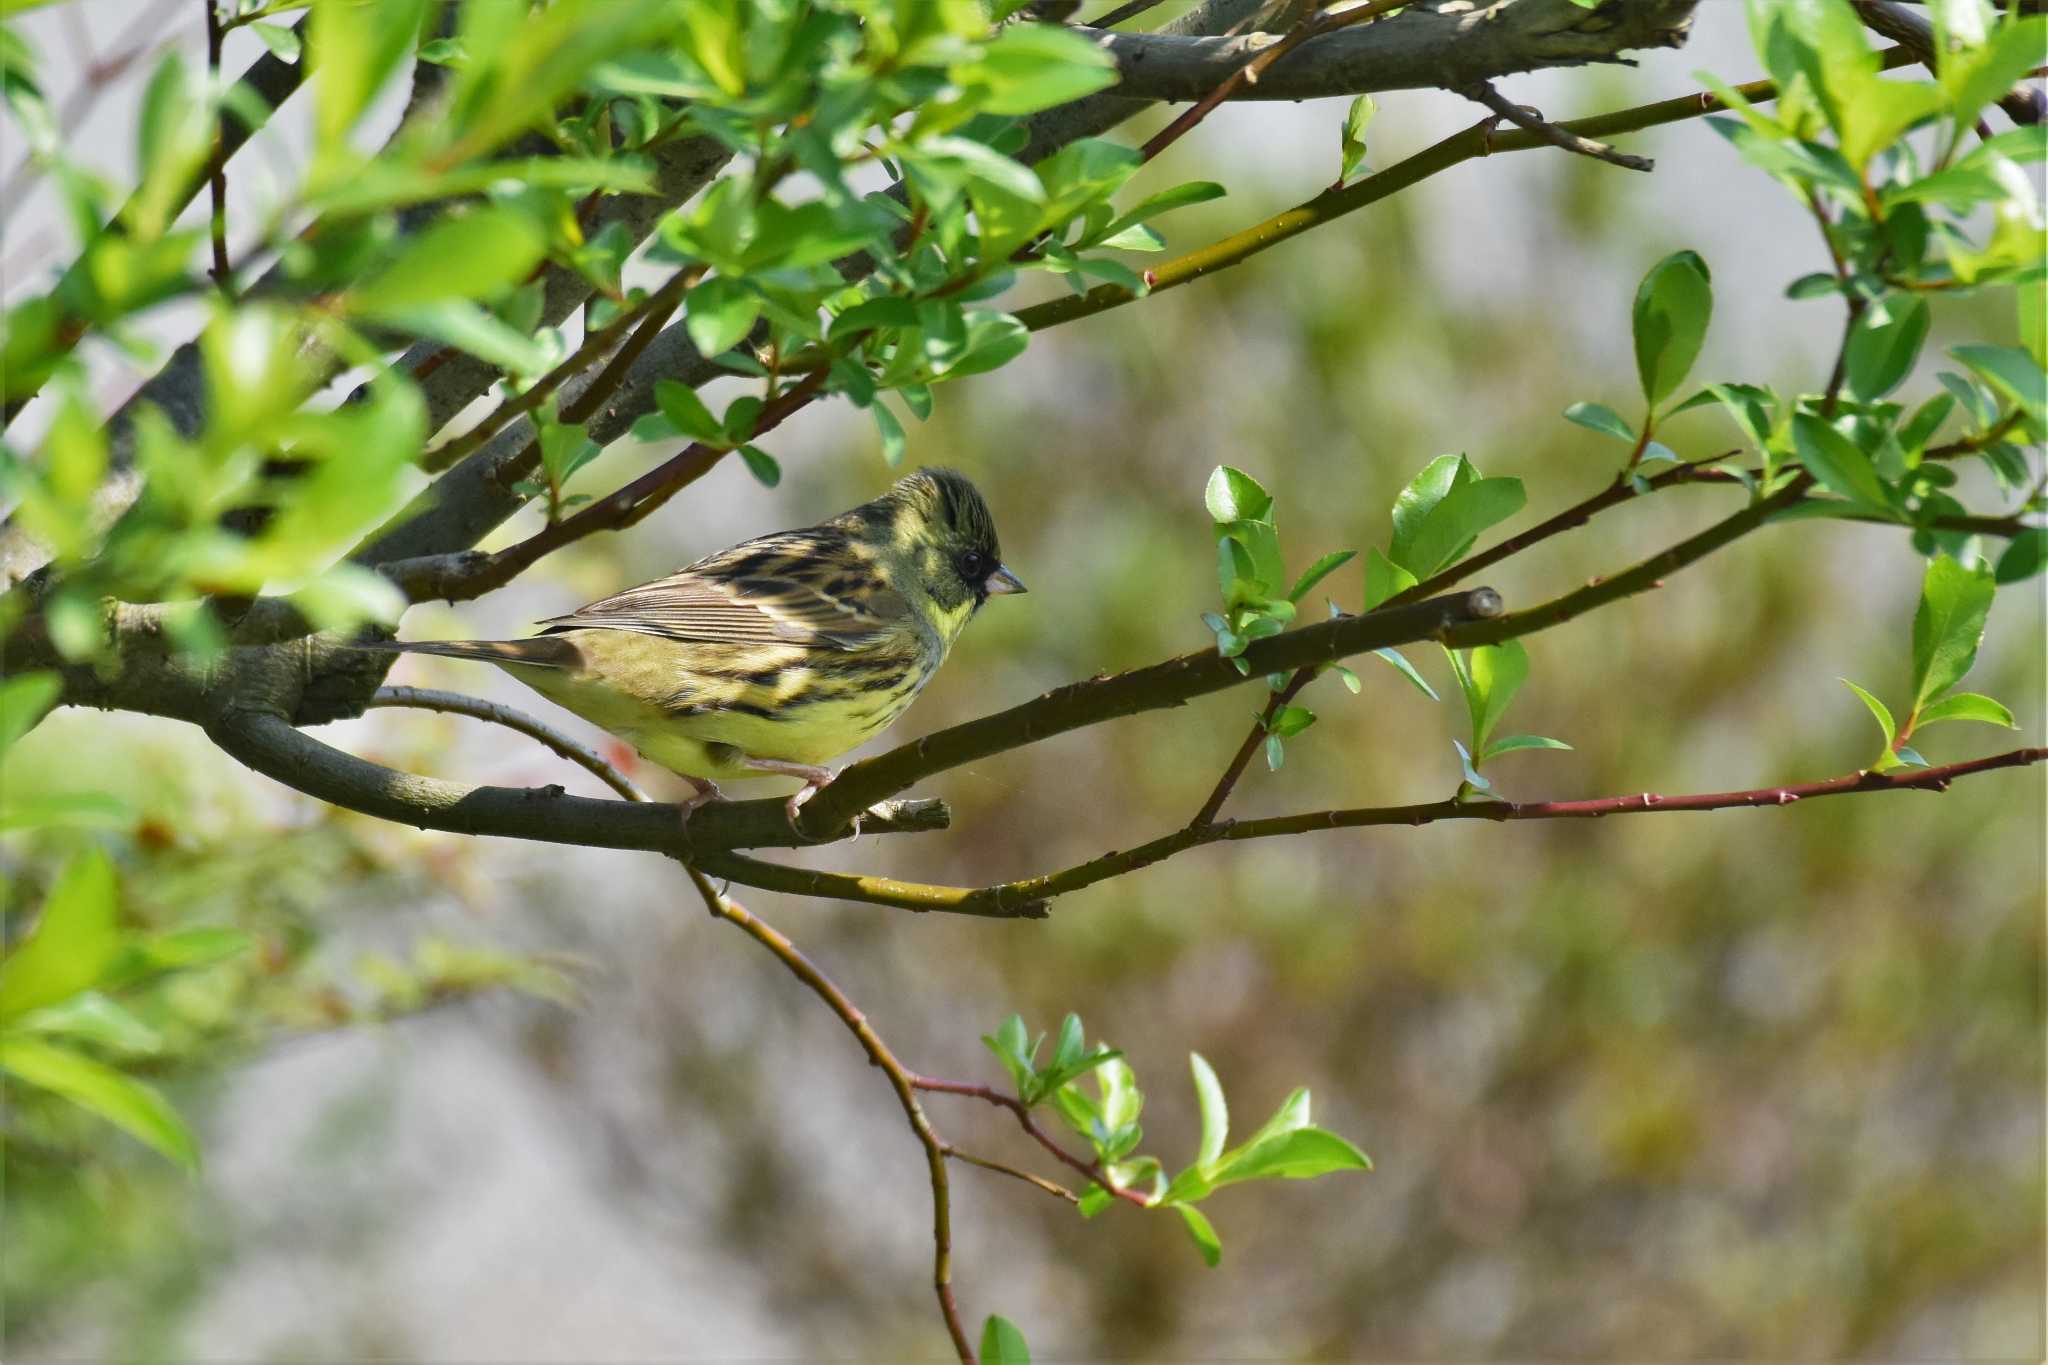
[684,867,976,1364]
[962,747,2048,909]
[797,588,1504,838]
[1091,0,1698,105]
[1137,0,1409,165]
[1012,52,1919,336]
[694,851,1049,919]
[198,709,948,855]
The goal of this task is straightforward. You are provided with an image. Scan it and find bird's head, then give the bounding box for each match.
[856,467,1025,637]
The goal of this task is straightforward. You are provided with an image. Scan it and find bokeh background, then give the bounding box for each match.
[4,3,2043,1361]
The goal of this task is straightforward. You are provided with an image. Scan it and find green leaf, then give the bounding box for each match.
[1268,705,1316,739]
[1189,1052,1228,1169]
[0,794,137,833]
[957,22,1117,116]
[1994,527,2046,583]
[249,22,302,62]
[1564,401,1635,443]
[1632,250,1713,407]
[1287,550,1355,603]
[2020,271,2047,370]
[1362,548,1417,611]
[371,300,552,375]
[1791,414,1892,511]
[1841,678,1898,751]
[1844,295,1930,402]
[16,992,163,1056]
[1941,15,2048,132]
[1785,272,1842,300]
[685,277,761,360]
[103,926,251,989]
[1210,1125,1372,1185]
[945,310,1029,378]
[1899,392,1956,456]
[871,401,906,467]
[1401,476,1525,578]
[979,1314,1031,1365]
[737,445,781,488]
[1204,466,1272,524]
[1371,647,1438,700]
[1480,734,1573,762]
[128,52,211,240]
[0,848,119,1021]
[982,1015,1035,1095]
[0,1036,195,1169]
[654,379,722,443]
[1338,94,1376,183]
[1452,738,1491,791]
[1950,343,2046,417]
[1911,554,1996,710]
[1389,454,1466,566]
[1914,691,2015,729]
[1175,1203,1222,1268]
[0,671,61,759]
[1457,639,1529,756]
[311,0,430,157]
[1264,734,1285,771]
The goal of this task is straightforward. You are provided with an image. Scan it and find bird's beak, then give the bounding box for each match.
[984,563,1027,596]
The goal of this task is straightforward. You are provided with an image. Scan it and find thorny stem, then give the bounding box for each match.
[684,868,976,1364]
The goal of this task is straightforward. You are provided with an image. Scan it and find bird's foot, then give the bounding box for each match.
[677,777,725,830]
[742,758,841,838]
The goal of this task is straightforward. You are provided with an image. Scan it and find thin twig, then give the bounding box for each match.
[1138,0,1406,164]
[911,1076,1153,1208]
[1088,0,1172,28]
[965,748,2048,909]
[203,0,233,295]
[367,686,648,802]
[684,868,975,1364]
[1462,80,1655,172]
[1016,52,1920,336]
[942,1145,1081,1205]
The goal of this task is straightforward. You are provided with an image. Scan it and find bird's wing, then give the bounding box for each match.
[536,530,911,653]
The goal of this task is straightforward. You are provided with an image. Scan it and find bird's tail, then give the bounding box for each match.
[352,637,580,669]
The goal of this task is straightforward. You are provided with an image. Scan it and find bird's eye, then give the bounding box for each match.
[956,550,988,582]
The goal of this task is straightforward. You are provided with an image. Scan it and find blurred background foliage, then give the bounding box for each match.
[2,3,2043,1361]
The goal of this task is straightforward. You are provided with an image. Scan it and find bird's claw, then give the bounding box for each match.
[677,779,725,830]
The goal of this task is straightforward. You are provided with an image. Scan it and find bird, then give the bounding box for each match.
[364,467,1024,827]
